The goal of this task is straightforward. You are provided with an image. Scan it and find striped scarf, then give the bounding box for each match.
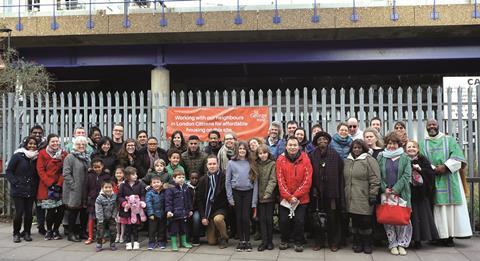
[205,171,218,218]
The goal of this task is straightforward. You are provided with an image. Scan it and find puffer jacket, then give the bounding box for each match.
[165,183,192,220]
[276,152,313,204]
[95,192,118,223]
[256,159,277,203]
[145,187,166,218]
[6,152,38,198]
[181,150,208,177]
[343,153,381,215]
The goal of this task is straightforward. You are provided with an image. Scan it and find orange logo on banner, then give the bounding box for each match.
[166,107,269,141]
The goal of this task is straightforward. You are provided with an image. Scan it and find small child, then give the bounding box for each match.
[118,166,146,250]
[165,169,193,251]
[187,171,201,246]
[143,159,172,186]
[254,144,277,251]
[85,158,112,244]
[146,176,168,250]
[95,180,118,252]
[166,150,185,178]
[113,167,125,243]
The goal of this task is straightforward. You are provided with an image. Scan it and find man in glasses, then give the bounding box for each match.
[347,117,363,141]
[111,124,124,154]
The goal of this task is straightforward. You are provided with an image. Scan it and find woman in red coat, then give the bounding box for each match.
[276,136,313,252]
[37,134,68,241]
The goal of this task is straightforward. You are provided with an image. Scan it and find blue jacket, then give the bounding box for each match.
[265,137,286,160]
[6,152,38,198]
[165,183,192,220]
[145,187,166,218]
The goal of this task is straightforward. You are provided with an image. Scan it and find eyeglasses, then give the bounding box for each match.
[348,125,357,129]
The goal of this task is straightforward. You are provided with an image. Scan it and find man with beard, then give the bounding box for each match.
[419,119,472,246]
[135,137,168,179]
[265,121,286,159]
[182,135,208,177]
[308,131,345,251]
[204,130,222,156]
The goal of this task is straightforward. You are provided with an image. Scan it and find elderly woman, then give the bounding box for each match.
[363,127,384,159]
[377,132,412,256]
[6,136,39,243]
[405,140,439,248]
[37,134,68,241]
[330,122,353,159]
[276,137,312,252]
[63,136,90,242]
[343,139,380,254]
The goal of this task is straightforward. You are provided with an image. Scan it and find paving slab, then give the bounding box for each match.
[35,250,96,261]
[179,253,231,261]
[231,250,279,260]
[84,249,141,261]
[278,248,325,260]
[414,251,470,261]
[132,251,186,261]
[0,246,56,261]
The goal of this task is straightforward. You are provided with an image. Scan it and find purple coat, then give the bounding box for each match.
[165,183,192,220]
[118,180,146,218]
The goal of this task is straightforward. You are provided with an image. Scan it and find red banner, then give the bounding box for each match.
[166,107,269,141]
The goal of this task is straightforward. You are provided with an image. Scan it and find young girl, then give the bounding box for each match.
[226,141,258,252]
[113,167,125,243]
[254,144,277,251]
[118,166,146,250]
[166,150,184,178]
[165,169,193,251]
[143,159,171,186]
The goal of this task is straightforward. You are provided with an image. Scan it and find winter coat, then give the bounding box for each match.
[135,147,168,179]
[118,180,146,218]
[63,154,89,208]
[181,150,208,177]
[145,187,166,218]
[256,159,277,203]
[196,171,228,220]
[6,152,38,198]
[142,170,172,186]
[329,134,352,159]
[343,153,381,215]
[378,153,412,207]
[265,137,286,160]
[36,149,68,201]
[95,192,118,223]
[85,170,112,213]
[91,151,117,174]
[276,152,313,205]
[165,183,192,220]
[410,154,436,204]
[187,182,198,210]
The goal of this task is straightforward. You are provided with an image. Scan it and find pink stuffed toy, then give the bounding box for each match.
[124,195,147,223]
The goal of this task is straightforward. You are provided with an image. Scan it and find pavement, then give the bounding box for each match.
[0,222,479,261]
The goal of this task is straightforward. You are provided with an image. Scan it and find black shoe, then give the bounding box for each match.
[23,232,32,242]
[363,244,372,254]
[68,234,81,242]
[245,242,252,252]
[279,241,289,250]
[254,233,261,241]
[444,238,455,247]
[38,226,47,236]
[236,242,244,252]
[257,244,266,252]
[267,242,274,250]
[294,244,304,252]
[13,234,21,243]
[44,231,53,241]
[53,231,63,240]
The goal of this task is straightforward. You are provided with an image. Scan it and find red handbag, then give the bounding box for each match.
[376,194,411,225]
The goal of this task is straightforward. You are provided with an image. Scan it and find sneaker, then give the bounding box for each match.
[13,234,21,243]
[158,241,167,249]
[96,244,103,252]
[244,242,252,252]
[115,235,120,243]
[119,238,125,244]
[191,238,200,247]
[390,247,399,255]
[133,241,140,250]
[84,238,94,245]
[23,232,32,242]
[279,242,289,250]
[148,242,155,250]
[398,246,407,256]
[294,245,304,252]
[110,244,117,251]
[52,231,63,240]
[236,242,244,252]
[257,244,266,252]
[44,231,53,241]
[126,242,133,250]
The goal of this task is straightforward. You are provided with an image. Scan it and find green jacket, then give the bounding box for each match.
[256,159,277,203]
[377,153,412,207]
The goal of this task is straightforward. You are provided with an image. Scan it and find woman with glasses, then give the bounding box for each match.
[330,123,353,159]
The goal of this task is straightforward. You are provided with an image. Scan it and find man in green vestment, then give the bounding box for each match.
[419,119,472,247]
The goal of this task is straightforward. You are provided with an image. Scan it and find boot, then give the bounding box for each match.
[23,232,32,242]
[362,234,373,254]
[84,219,94,244]
[68,227,80,242]
[170,236,179,251]
[180,234,192,248]
[352,232,363,253]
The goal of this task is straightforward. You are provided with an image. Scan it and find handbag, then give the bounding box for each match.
[376,193,411,225]
[310,195,327,229]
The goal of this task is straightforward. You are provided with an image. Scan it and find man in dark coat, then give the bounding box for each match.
[309,131,345,251]
[196,155,229,248]
[135,137,168,179]
[182,135,208,177]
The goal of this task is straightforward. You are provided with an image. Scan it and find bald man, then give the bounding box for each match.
[347,117,363,141]
[418,119,472,246]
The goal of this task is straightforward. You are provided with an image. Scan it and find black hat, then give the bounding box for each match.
[312,131,332,145]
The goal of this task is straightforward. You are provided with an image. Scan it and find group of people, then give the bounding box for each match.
[5,117,472,255]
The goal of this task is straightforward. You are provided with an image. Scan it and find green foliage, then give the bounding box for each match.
[0,48,52,95]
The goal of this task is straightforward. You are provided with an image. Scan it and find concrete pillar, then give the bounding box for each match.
[151,67,170,147]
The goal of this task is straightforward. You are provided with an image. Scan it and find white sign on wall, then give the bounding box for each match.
[443,76,479,119]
